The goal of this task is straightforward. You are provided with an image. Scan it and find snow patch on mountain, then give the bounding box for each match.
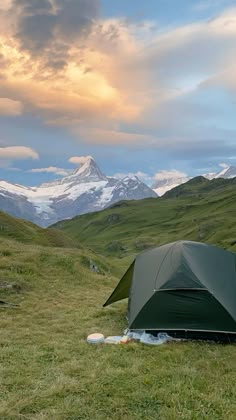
[0,157,157,226]
[151,170,190,196]
[204,164,236,180]
[152,164,236,196]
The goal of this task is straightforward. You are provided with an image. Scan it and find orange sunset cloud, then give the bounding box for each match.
[0,1,145,129]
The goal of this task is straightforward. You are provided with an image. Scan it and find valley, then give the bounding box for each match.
[0,176,236,418]
[54,176,236,258]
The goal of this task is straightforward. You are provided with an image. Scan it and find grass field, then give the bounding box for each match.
[54,179,236,259]
[0,237,235,419]
[0,211,77,248]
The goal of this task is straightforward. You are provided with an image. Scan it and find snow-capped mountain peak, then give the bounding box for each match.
[152,164,236,196]
[215,165,236,179]
[72,156,107,181]
[151,172,190,196]
[39,156,107,188]
[204,165,236,180]
[0,157,157,227]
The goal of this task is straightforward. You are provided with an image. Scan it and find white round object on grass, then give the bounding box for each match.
[87,333,104,344]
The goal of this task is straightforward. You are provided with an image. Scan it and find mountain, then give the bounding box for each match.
[152,173,190,196]
[54,176,236,257]
[162,176,236,198]
[204,165,236,180]
[0,157,157,227]
[163,175,236,200]
[152,165,236,196]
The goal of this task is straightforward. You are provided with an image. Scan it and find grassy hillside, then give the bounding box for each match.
[0,211,77,248]
[53,177,236,258]
[0,238,235,419]
[1,180,236,418]
[164,176,236,198]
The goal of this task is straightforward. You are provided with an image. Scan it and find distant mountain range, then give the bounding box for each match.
[0,157,236,227]
[0,157,156,227]
[153,165,236,196]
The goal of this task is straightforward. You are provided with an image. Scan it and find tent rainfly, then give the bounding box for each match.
[104,241,236,337]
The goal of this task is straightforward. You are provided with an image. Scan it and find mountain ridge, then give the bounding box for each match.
[153,164,236,196]
[0,157,157,227]
[54,175,236,257]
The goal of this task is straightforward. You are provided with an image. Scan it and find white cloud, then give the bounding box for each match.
[151,169,190,195]
[0,98,23,116]
[29,166,70,176]
[153,169,188,181]
[68,156,93,165]
[219,162,229,168]
[112,169,189,187]
[0,146,39,160]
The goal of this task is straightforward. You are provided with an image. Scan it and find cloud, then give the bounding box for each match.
[144,9,236,82]
[219,162,229,168]
[0,1,236,165]
[11,0,99,59]
[112,169,189,188]
[0,98,23,116]
[68,155,93,165]
[29,166,70,176]
[0,146,39,160]
[0,0,11,11]
[0,2,147,128]
[193,0,233,12]
[71,127,156,145]
[153,170,188,181]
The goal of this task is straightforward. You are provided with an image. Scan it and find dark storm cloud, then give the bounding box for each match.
[11,0,100,67]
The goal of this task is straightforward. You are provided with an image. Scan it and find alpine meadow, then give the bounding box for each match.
[0,183,236,418]
[0,1,236,419]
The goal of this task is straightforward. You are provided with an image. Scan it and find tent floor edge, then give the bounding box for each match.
[148,329,236,343]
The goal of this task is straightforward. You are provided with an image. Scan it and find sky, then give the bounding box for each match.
[0,0,236,186]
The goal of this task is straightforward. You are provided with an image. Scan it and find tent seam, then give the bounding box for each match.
[153,242,176,290]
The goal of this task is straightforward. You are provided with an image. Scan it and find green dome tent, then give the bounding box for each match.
[104,241,236,339]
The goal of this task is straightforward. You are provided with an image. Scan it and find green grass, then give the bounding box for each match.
[53,179,236,260]
[0,238,235,419]
[164,176,236,198]
[0,211,77,248]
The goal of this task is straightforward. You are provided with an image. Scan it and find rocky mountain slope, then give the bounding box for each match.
[0,157,157,227]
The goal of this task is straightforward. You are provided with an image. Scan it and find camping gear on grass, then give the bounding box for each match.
[104,336,123,344]
[127,331,179,345]
[104,241,236,341]
[119,335,132,344]
[103,331,177,345]
[104,335,132,344]
[87,333,105,344]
